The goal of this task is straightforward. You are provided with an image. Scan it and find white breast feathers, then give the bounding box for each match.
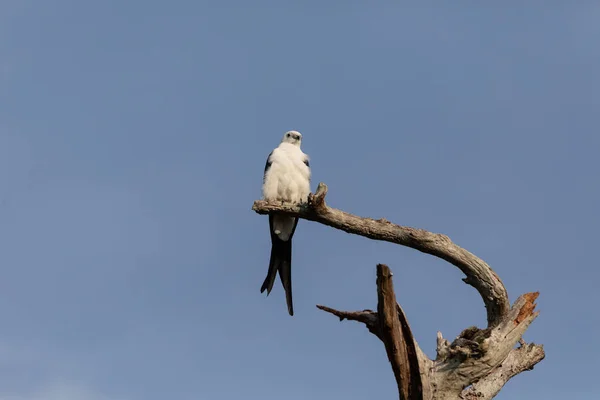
[262,143,311,204]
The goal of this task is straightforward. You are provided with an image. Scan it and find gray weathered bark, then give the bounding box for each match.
[252,183,545,400]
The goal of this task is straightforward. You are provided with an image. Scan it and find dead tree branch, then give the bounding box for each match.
[252,182,544,399]
[253,182,509,327]
[377,264,423,399]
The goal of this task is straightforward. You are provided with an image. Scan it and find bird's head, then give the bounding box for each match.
[281,130,302,146]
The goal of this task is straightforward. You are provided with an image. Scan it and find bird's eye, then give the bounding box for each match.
[287,133,291,137]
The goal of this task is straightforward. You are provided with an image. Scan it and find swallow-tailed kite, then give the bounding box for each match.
[261,130,311,315]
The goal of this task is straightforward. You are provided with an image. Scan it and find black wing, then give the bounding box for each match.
[263,151,273,183]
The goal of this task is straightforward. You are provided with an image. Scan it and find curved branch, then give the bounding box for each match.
[252,182,510,327]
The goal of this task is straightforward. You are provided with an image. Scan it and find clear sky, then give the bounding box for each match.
[1,2,598,399]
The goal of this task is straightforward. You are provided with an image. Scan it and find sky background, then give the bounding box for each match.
[1,2,599,399]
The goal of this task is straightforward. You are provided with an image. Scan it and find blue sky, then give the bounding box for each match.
[1,2,598,399]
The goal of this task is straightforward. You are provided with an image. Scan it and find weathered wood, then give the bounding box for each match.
[317,268,543,400]
[317,266,429,400]
[252,183,544,399]
[376,264,423,400]
[461,341,545,399]
[315,305,380,338]
[253,182,509,327]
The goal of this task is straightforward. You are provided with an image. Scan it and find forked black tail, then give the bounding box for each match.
[261,215,296,316]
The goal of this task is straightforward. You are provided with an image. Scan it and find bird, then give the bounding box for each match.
[261,130,311,316]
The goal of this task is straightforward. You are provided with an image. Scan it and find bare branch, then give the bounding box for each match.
[316,265,543,400]
[318,265,426,400]
[316,305,381,338]
[252,182,509,327]
[253,185,544,399]
[376,264,423,400]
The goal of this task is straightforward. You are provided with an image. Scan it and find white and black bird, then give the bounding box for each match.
[261,130,311,316]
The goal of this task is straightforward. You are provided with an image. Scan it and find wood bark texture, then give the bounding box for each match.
[252,183,545,400]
